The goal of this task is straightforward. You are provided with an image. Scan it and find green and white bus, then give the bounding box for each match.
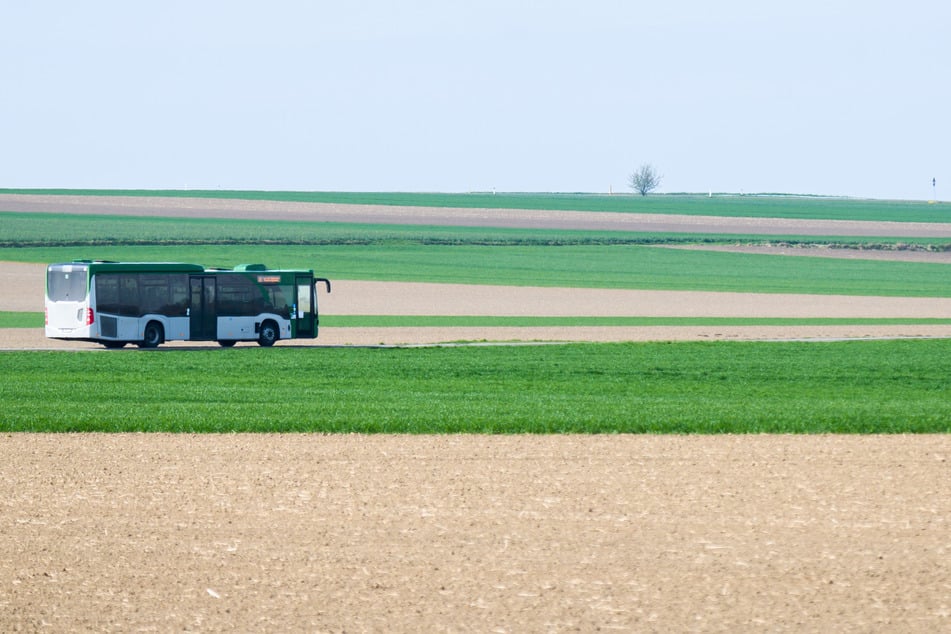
[45,260,331,348]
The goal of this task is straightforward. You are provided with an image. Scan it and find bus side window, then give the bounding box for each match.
[218,275,258,316]
[140,275,167,315]
[266,286,292,319]
[169,275,189,316]
[96,275,121,315]
[140,274,187,317]
[119,275,139,316]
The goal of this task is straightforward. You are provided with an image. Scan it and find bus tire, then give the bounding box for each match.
[218,340,236,348]
[139,321,163,349]
[257,321,279,347]
[102,341,126,349]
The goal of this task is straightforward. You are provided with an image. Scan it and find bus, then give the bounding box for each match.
[45,260,331,348]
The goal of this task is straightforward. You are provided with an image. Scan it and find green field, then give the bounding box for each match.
[2,340,949,433]
[0,312,42,328]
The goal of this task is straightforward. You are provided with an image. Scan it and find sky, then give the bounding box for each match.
[3,1,949,200]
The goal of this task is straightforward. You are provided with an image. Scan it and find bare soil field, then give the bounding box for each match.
[2,434,949,632]
[3,195,950,631]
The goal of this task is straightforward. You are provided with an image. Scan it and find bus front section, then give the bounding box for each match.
[45,262,93,340]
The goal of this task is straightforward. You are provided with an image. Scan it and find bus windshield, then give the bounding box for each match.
[47,265,88,302]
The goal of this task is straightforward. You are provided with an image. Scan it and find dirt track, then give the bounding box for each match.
[3,195,951,631]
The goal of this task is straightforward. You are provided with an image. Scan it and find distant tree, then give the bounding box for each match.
[629,164,662,196]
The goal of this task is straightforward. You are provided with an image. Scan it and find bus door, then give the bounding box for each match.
[189,276,217,340]
[294,275,315,338]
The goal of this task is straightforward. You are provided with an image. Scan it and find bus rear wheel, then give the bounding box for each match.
[139,322,164,349]
[218,340,236,348]
[257,321,279,347]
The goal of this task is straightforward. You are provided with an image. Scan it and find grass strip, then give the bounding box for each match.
[2,340,949,433]
[0,312,42,328]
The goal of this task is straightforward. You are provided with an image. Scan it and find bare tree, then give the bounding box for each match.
[629,164,662,196]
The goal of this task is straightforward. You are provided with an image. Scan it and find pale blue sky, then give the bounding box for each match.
[3,1,948,200]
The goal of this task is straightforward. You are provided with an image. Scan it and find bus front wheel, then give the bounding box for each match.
[139,322,164,349]
[258,321,279,347]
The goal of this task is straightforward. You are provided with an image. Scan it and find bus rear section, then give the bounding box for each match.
[46,261,204,348]
[45,262,93,340]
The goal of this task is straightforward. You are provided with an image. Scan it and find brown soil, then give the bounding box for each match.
[3,195,950,631]
[3,434,949,632]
